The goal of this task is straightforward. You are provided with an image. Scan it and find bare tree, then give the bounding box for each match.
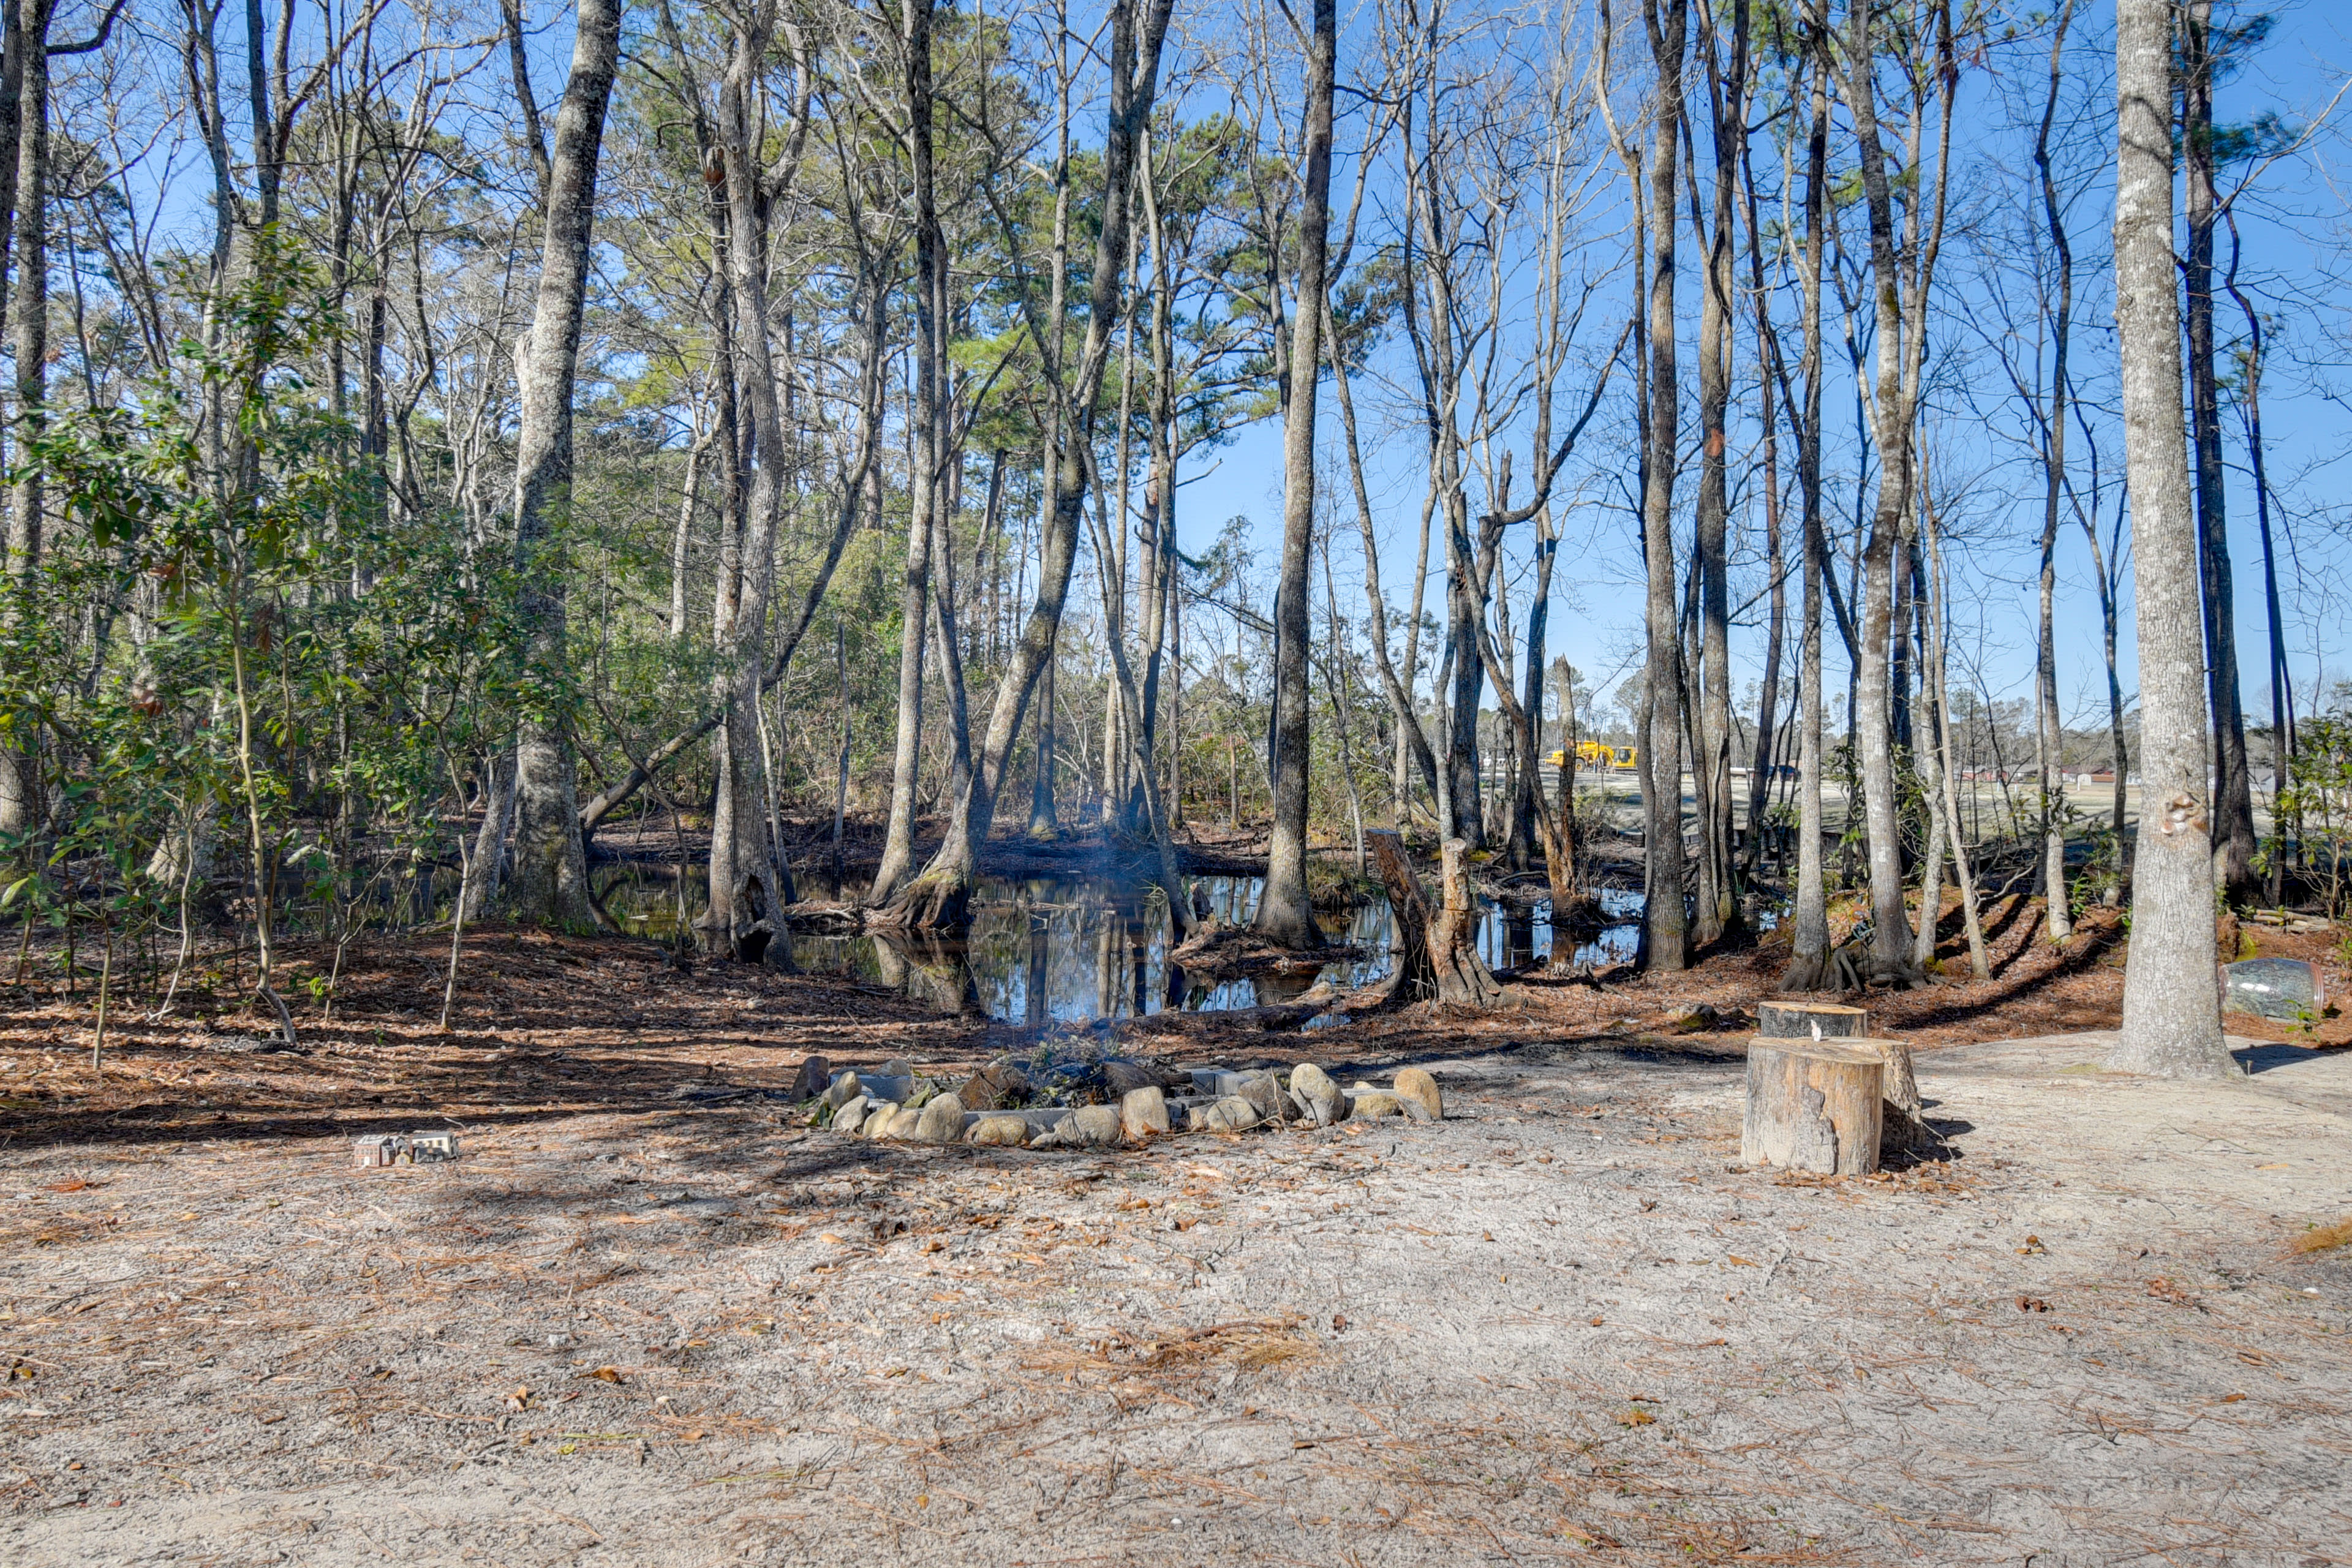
[1777,0,1833,993]
[2180,0,2258,906]
[884,0,1175,929]
[2107,0,2236,1079]
[1255,0,1336,948]
[1635,0,1690,971]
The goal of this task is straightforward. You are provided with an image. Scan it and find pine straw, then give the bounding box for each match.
[1021,1314,1325,1381]
[2289,1215,2352,1254]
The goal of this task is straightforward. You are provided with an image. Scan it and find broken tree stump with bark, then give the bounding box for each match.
[1428,839,1502,1008]
[1743,1038,1883,1175]
[1366,832,1436,1003]
[1366,832,1500,1009]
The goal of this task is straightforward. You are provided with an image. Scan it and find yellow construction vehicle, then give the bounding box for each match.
[1545,742,1639,772]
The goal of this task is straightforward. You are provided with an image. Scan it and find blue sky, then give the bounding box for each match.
[1169,0,2352,741]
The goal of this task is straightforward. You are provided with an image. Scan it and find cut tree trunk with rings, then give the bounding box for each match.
[1743,1039,1882,1175]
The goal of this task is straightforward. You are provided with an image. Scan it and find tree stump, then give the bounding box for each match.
[1756,1003,1918,1115]
[1743,1039,1883,1175]
[1755,1001,1871,1039]
[1366,832,1437,1003]
[1366,832,1499,1009]
[1429,839,1502,1008]
[1842,1035,1922,1115]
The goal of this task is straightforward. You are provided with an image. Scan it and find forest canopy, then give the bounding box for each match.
[0,0,2342,1078]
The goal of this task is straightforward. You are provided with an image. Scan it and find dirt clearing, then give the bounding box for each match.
[2,951,2347,1564]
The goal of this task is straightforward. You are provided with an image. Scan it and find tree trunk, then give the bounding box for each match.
[706,4,798,962]
[1780,21,1831,993]
[2108,0,2237,1079]
[2032,0,2078,941]
[1637,0,1691,973]
[2225,234,2291,902]
[1921,464,1991,979]
[1743,1038,1881,1175]
[1370,832,1499,1010]
[1029,629,1060,836]
[1741,83,1785,879]
[872,0,976,925]
[0,0,47,840]
[1254,0,1334,950]
[1841,0,1915,978]
[1327,295,1439,812]
[870,413,935,903]
[1367,830,1436,1003]
[1690,0,1749,944]
[2180,0,2258,907]
[507,0,621,929]
[462,750,515,919]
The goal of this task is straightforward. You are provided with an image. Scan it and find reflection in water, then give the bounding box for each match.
[598,865,1645,1026]
[1474,886,1646,973]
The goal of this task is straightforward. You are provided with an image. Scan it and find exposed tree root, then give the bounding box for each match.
[867,865,973,933]
[1778,951,1830,993]
[1169,918,1332,976]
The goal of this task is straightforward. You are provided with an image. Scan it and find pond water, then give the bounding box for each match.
[597,864,1643,1026]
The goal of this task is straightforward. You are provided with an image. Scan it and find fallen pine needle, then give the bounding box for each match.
[2290,1215,2352,1255]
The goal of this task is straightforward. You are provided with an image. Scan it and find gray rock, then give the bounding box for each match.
[831,1094,871,1136]
[1205,1095,1263,1133]
[1121,1087,1170,1140]
[880,1058,916,1080]
[821,1073,864,1111]
[792,1055,832,1101]
[862,1101,902,1139]
[1059,1104,1123,1147]
[1184,1104,1211,1133]
[966,1115,1030,1147]
[914,1093,965,1144]
[1348,1090,1404,1119]
[884,1107,922,1139]
[1289,1062,1343,1127]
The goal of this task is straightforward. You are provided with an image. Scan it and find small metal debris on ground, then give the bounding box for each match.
[353,1134,462,1168]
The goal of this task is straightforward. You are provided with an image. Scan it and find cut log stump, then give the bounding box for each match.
[1755,1001,1871,1039]
[1757,1003,1918,1114]
[1841,1035,1921,1114]
[1743,1039,1883,1176]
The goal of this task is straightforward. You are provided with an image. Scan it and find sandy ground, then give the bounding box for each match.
[3,1004,2347,1566]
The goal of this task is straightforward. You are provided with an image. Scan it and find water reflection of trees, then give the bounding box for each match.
[868,930,982,1017]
